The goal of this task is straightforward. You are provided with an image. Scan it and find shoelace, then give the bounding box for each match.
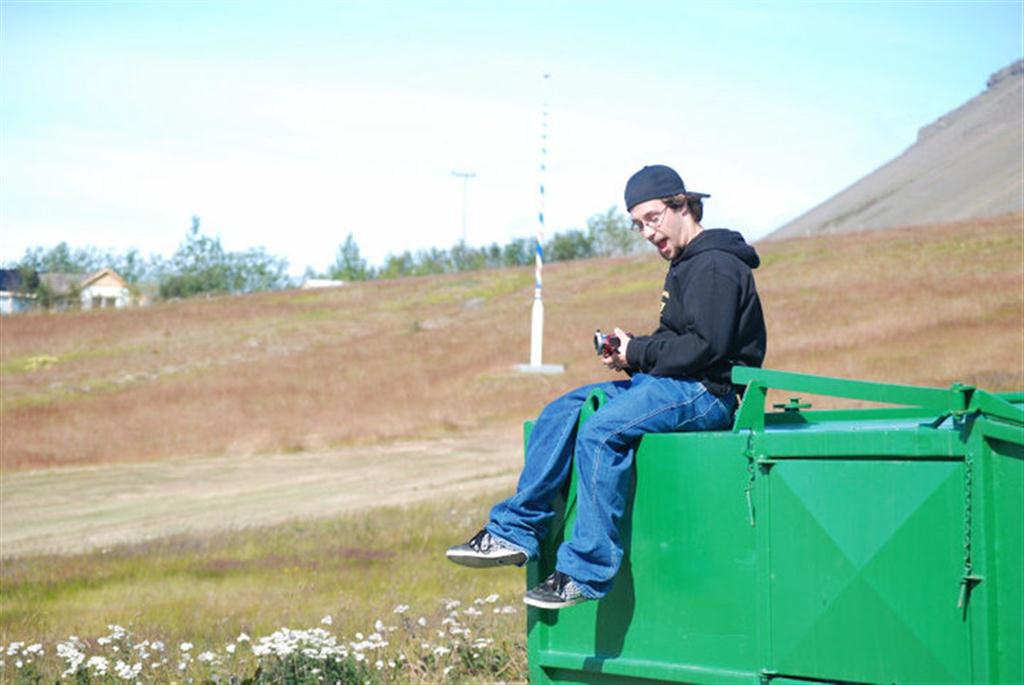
[548,572,569,593]
[551,572,583,599]
[469,530,495,552]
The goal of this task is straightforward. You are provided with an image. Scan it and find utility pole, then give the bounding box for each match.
[451,170,476,243]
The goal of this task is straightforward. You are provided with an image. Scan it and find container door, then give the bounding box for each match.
[766,459,970,684]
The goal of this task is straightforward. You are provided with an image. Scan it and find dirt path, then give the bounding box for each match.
[1,428,524,558]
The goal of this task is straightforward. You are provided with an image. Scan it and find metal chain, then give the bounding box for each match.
[963,448,973,575]
[958,443,974,609]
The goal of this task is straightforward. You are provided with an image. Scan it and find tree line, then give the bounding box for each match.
[316,207,644,282]
[6,207,644,307]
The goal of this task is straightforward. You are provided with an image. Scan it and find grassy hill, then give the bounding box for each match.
[2,213,1022,472]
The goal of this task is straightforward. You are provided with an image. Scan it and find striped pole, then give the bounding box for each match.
[529,73,550,367]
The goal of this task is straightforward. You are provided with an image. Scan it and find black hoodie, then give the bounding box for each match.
[624,228,766,396]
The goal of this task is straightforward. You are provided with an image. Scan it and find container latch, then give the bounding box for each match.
[772,397,812,412]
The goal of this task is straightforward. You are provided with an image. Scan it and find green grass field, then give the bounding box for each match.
[1,491,528,683]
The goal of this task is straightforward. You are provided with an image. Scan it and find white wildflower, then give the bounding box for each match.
[433,646,451,656]
[443,599,461,611]
[485,593,500,603]
[321,615,333,626]
[86,656,110,676]
[6,642,24,656]
[374,619,385,633]
[251,627,344,661]
[179,642,193,652]
[392,604,409,614]
[464,606,483,616]
[417,616,427,627]
[198,651,216,663]
[226,644,236,654]
[114,660,142,680]
[236,633,250,643]
[57,640,86,677]
[374,659,383,670]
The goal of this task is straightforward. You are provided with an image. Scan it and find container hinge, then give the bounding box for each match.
[743,431,756,527]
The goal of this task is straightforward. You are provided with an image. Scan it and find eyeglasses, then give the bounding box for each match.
[630,205,670,233]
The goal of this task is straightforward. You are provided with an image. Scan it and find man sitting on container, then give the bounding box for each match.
[447,164,767,609]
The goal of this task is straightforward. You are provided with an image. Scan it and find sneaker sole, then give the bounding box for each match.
[523,594,588,610]
[446,550,527,568]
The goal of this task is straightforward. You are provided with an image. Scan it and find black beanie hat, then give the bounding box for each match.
[624,164,709,211]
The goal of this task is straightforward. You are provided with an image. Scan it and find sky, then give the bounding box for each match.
[2,1,1022,275]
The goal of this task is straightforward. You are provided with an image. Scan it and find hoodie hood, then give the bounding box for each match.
[675,228,760,269]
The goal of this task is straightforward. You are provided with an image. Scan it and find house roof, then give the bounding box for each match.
[37,268,128,295]
[0,269,27,292]
[82,268,128,289]
[39,272,83,295]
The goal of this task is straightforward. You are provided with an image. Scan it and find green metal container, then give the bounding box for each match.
[526,368,1023,685]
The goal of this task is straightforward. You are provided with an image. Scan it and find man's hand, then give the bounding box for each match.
[601,327,632,373]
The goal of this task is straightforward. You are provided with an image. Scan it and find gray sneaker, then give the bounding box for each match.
[446,529,528,568]
[523,571,589,609]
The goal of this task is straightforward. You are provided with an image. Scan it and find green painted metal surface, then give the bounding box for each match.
[525,368,1023,684]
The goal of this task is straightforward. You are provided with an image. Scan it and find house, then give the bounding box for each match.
[80,268,132,309]
[3,267,135,314]
[0,269,37,316]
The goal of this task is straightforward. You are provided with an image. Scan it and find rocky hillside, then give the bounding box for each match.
[770,60,1023,239]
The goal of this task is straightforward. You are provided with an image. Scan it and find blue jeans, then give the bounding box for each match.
[486,373,736,599]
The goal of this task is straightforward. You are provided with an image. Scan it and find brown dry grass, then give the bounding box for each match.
[2,214,1022,472]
